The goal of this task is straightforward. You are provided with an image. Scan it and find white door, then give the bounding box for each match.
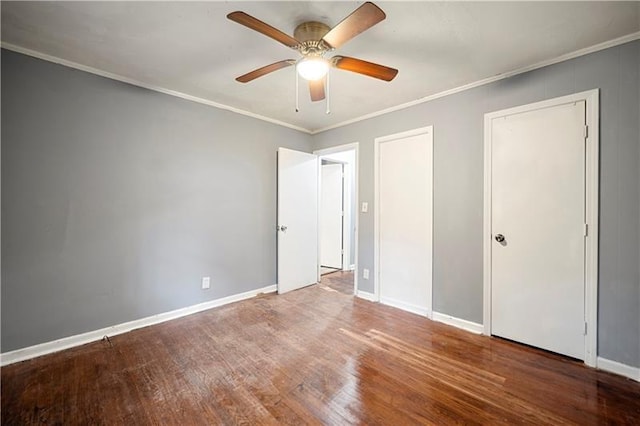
[376,127,433,317]
[490,101,586,359]
[277,147,318,294]
[320,163,343,269]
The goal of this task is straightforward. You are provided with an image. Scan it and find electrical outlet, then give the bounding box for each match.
[202,277,210,289]
[363,269,370,280]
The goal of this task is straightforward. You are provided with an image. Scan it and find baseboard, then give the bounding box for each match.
[432,311,483,334]
[356,290,377,302]
[0,284,277,367]
[597,357,640,382]
[380,296,430,318]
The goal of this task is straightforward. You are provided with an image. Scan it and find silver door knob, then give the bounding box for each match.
[495,234,505,243]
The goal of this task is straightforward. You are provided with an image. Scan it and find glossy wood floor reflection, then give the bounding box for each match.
[320,269,354,295]
[3,275,640,425]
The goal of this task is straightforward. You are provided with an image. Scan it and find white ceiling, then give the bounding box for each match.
[2,2,639,133]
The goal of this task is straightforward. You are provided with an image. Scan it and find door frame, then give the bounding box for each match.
[314,142,359,295]
[482,89,599,367]
[374,126,434,318]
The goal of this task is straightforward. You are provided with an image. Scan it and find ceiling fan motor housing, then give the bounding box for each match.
[294,21,332,56]
[294,21,330,42]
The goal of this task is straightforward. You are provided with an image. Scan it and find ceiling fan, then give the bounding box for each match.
[227,2,398,106]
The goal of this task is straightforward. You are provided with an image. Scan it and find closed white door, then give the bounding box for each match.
[490,101,586,359]
[320,163,343,269]
[277,148,318,294]
[376,127,433,317]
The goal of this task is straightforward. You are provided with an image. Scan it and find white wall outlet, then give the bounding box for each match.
[363,268,370,280]
[361,202,369,213]
[202,277,210,289]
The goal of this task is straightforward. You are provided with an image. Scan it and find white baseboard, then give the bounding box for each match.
[380,296,430,318]
[597,357,640,382]
[432,311,483,334]
[0,284,277,366]
[356,290,377,302]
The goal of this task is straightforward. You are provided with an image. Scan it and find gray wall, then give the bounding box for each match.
[313,41,640,368]
[1,50,312,352]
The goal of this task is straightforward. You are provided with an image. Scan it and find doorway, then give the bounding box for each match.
[483,90,599,366]
[320,159,345,275]
[314,143,359,296]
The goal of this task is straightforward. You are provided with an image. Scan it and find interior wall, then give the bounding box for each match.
[1,50,313,352]
[312,40,640,368]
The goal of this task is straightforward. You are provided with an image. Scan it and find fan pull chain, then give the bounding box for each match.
[326,70,331,115]
[295,67,299,112]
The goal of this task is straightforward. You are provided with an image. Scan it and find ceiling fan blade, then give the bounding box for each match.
[309,79,325,102]
[332,56,398,81]
[236,60,296,83]
[227,11,300,49]
[321,2,386,49]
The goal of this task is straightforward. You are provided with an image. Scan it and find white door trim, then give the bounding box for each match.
[314,142,359,295]
[374,126,434,318]
[483,89,599,367]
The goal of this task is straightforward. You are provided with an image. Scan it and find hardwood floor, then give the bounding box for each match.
[320,270,354,295]
[3,281,640,425]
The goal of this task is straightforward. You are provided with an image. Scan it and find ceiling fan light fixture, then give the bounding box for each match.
[297,57,329,81]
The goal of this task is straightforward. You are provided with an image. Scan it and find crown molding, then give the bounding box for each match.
[3,30,639,136]
[309,31,640,134]
[0,42,312,135]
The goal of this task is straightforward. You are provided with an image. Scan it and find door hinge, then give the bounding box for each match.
[341,211,344,217]
[584,322,588,335]
[583,223,588,237]
[583,125,589,139]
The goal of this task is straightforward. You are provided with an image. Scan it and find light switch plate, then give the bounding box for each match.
[202,277,210,289]
[361,202,368,213]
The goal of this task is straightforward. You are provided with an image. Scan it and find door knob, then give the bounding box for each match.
[495,234,505,243]
[277,225,288,232]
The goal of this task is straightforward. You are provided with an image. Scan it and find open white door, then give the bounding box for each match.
[277,147,318,294]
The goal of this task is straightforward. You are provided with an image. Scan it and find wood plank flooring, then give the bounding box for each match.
[3,273,640,425]
[319,270,354,295]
